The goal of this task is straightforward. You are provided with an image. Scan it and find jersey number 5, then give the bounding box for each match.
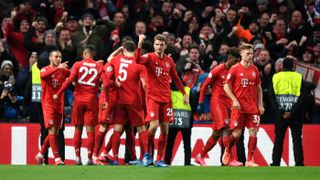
[118,63,129,81]
[78,66,98,87]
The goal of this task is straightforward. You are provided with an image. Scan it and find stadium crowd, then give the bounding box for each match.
[1,0,319,167]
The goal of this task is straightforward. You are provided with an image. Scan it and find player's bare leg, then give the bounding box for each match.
[85,125,95,165]
[245,128,259,167]
[93,123,109,165]
[154,122,169,167]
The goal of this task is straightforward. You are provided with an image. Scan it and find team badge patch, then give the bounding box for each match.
[226,73,231,79]
[106,66,113,72]
[150,111,155,117]
[208,72,212,78]
[165,62,170,68]
[234,121,238,127]
[49,119,54,125]
[252,72,256,77]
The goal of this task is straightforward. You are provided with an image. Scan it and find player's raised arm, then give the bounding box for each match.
[54,63,78,99]
[197,75,213,113]
[107,46,124,63]
[170,63,188,104]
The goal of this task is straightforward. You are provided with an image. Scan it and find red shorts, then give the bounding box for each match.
[145,98,173,123]
[229,109,260,130]
[43,106,63,129]
[210,100,231,131]
[98,102,113,125]
[72,98,98,126]
[113,103,144,127]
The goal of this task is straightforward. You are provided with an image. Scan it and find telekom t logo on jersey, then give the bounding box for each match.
[155,67,162,76]
[241,78,249,87]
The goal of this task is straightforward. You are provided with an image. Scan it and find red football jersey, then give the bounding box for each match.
[199,63,230,103]
[225,63,261,113]
[40,66,70,113]
[138,52,185,102]
[111,54,145,104]
[57,58,103,101]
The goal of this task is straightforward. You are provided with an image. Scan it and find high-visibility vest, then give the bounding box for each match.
[272,71,302,112]
[170,87,191,128]
[171,87,191,111]
[31,63,42,102]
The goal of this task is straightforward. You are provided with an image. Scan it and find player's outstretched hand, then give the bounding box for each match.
[53,94,58,100]
[115,78,121,87]
[97,59,104,65]
[183,93,189,105]
[58,61,69,69]
[196,103,204,114]
[102,102,108,110]
[232,100,241,110]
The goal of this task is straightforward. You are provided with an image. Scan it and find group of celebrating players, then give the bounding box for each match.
[35,33,264,167]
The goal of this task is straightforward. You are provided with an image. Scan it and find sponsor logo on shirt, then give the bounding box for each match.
[241,78,249,87]
[52,79,59,88]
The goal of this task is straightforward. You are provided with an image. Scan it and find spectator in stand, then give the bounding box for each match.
[57,28,76,67]
[24,16,49,53]
[72,12,114,60]
[0,60,21,121]
[4,10,30,69]
[286,10,312,42]
[65,15,80,35]
[181,45,205,88]
[177,11,200,40]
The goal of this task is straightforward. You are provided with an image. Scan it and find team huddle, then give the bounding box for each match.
[35,33,263,167]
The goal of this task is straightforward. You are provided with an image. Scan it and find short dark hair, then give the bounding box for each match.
[83,44,96,57]
[227,47,240,58]
[123,40,136,52]
[283,57,294,70]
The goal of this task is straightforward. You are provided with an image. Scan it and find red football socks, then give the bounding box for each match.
[87,131,95,159]
[247,136,257,161]
[93,130,106,157]
[74,129,82,157]
[139,131,148,158]
[200,136,217,158]
[156,134,168,161]
[48,134,60,159]
[111,131,121,161]
[40,136,50,155]
[147,130,154,154]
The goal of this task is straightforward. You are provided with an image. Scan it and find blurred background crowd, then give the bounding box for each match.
[0,0,320,123]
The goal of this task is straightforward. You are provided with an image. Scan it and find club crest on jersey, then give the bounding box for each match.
[106,66,113,72]
[252,72,256,77]
[208,72,213,78]
[49,119,53,125]
[165,62,170,68]
[226,73,231,79]
[150,111,155,117]
[234,121,238,127]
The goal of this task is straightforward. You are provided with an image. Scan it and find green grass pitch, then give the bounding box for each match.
[1,165,320,180]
